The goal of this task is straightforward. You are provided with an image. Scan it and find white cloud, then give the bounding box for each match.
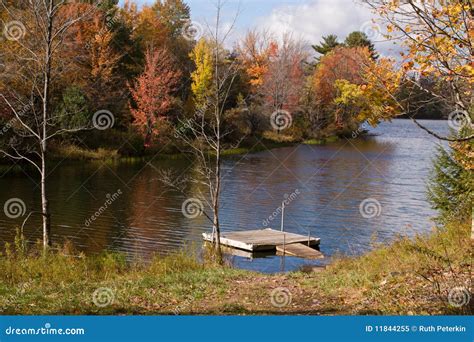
[257,0,399,57]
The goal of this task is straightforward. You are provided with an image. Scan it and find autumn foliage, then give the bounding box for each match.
[129,47,181,146]
[1,0,471,157]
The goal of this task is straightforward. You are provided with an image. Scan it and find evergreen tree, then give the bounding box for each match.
[428,141,473,225]
[312,34,340,56]
[344,31,378,60]
[57,86,90,130]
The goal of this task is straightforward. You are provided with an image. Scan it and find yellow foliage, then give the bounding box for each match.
[189,39,214,108]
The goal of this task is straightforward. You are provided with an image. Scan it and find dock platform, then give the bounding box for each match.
[202,228,322,259]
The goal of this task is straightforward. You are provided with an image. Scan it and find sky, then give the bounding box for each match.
[119,0,399,56]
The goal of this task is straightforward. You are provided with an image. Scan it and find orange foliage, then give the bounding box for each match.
[313,47,371,106]
[237,31,277,90]
[129,47,181,147]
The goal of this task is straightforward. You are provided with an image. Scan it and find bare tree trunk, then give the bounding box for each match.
[213,142,221,255]
[41,152,51,249]
[212,2,222,258]
[164,0,239,263]
[41,0,54,250]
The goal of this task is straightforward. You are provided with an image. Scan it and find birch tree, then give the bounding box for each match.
[0,1,98,250]
[161,0,241,259]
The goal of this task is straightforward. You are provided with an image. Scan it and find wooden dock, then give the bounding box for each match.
[202,228,322,259]
[276,243,324,259]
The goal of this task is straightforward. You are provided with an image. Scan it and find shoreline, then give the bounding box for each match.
[0,135,342,174]
[0,219,470,315]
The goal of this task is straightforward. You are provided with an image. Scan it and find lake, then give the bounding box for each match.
[0,119,450,273]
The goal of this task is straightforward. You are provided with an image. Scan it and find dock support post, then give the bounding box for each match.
[281,201,285,232]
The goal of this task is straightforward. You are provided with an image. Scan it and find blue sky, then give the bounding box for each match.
[119,0,396,56]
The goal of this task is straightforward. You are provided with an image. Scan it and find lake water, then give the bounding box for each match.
[0,119,450,273]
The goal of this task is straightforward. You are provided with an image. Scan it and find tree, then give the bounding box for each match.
[260,35,307,121]
[87,26,123,110]
[189,39,214,109]
[161,0,241,260]
[237,29,276,89]
[344,31,378,60]
[333,52,401,126]
[0,1,97,251]
[129,47,181,147]
[56,86,90,130]
[133,5,169,49]
[54,3,126,126]
[428,142,473,226]
[313,47,372,130]
[152,0,191,38]
[312,34,340,56]
[364,0,473,142]
[396,74,447,119]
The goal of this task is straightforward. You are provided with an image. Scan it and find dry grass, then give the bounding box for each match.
[0,221,471,315]
[52,145,119,161]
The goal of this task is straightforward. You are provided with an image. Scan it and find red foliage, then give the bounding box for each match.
[313,47,370,105]
[260,38,306,114]
[313,47,371,127]
[129,47,181,147]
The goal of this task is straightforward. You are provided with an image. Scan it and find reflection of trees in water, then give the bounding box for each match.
[121,162,208,260]
[121,166,174,260]
[55,164,128,254]
[0,123,440,271]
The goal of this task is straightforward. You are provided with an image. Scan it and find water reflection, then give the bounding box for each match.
[0,120,448,272]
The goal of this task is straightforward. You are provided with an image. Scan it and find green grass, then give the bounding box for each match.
[221,140,294,157]
[296,220,472,315]
[0,240,247,315]
[303,136,340,145]
[0,132,343,172]
[2,220,469,315]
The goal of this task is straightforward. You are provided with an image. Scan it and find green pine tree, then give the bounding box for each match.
[428,143,473,225]
[344,31,379,60]
[312,34,340,56]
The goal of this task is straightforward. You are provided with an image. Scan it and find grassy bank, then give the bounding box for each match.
[0,130,343,172]
[1,221,470,315]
